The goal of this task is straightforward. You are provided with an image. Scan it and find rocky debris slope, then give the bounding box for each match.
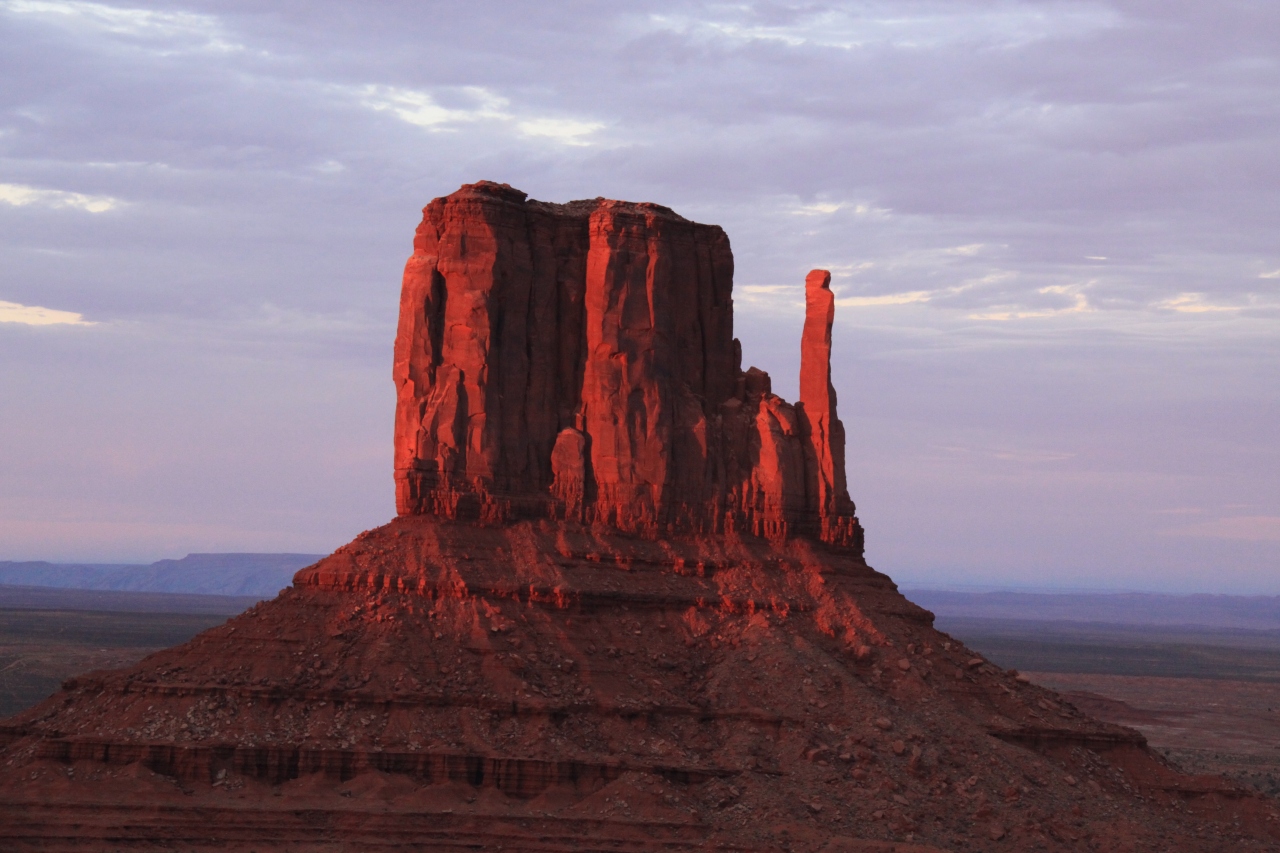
[1,183,1276,852]
[2,519,1274,851]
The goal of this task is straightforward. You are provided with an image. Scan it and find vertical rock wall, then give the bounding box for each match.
[394,181,860,549]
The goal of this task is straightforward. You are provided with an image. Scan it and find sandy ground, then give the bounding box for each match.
[1028,672,1280,796]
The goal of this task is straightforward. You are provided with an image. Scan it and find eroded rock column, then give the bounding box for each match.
[798,269,857,541]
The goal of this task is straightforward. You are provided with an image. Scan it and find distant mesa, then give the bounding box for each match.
[394,181,859,547]
[0,553,323,597]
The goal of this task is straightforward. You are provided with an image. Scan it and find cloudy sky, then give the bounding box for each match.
[2,0,1277,593]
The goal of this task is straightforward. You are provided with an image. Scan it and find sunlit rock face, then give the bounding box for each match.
[0,183,1273,853]
[393,181,860,548]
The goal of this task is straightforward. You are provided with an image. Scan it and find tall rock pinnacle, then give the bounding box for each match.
[393,181,860,548]
[798,269,856,544]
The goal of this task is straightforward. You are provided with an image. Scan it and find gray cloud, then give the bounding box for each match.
[1,0,1277,590]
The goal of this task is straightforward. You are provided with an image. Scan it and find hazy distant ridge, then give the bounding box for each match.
[0,553,325,597]
[908,589,1280,631]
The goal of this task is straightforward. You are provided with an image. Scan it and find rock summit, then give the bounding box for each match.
[394,181,856,546]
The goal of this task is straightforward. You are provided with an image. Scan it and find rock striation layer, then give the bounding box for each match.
[1,183,1276,852]
[394,182,859,547]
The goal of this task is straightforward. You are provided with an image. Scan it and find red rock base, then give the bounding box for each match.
[1,517,1277,850]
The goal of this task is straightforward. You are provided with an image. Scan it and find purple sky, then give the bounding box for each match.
[1,1,1277,593]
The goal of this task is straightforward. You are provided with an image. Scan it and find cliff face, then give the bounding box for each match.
[394,181,859,547]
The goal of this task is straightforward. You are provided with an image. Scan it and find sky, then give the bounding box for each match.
[1,1,1277,593]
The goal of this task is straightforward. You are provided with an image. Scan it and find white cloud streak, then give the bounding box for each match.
[967,284,1093,321]
[643,4,1119,51]
[516,117,605,146]
[1,0,239,52]
[836,290,933,308]
[0,182,120,212]
[0,299,95,326]
[356,85,508,129]
[1158,293,1242,314]
[354,84,604,146]
[791,200,892,218]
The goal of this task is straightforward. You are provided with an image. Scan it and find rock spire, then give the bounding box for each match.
[798,269,857,545]
[393,181,860,547]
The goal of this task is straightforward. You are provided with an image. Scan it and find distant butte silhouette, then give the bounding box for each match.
[0,181,1275,851]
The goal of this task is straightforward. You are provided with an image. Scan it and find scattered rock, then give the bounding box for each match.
[805,747,833,763]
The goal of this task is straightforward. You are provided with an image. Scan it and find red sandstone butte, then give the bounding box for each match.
[0,182,1276,852]
[393,182,859,546]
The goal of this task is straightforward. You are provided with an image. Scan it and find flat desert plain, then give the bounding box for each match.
[1032,673,1280,796]
[935,615,1280,797]
[0,587,256,717]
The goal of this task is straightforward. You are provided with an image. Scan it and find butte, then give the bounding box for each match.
[1,181,1275,852]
